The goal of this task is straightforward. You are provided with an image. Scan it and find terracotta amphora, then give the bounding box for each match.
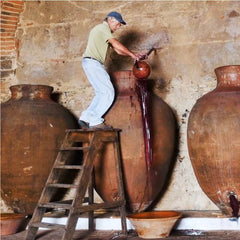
[187,65,240,216]
[1,84,79,214]
[94,71,177,213]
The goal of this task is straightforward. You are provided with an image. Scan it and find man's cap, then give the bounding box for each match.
[107,11,126,25]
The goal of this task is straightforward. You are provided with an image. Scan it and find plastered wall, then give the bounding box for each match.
[1,0,240,213]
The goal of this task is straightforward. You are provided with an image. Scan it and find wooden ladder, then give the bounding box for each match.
[24,129,127,240]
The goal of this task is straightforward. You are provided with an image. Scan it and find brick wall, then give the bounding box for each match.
[0,0,24,80]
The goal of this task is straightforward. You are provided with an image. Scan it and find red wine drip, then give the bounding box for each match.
[136,79,153,170]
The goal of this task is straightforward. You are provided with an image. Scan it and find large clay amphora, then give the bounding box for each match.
[94,71,177,213]
[1,84,78,214]
[187,65,240,216]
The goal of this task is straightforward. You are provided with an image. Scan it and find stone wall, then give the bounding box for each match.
[1,0,24,101]
[1,0,240,212]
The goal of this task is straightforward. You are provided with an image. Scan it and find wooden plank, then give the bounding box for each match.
[76,201,125,213]
[67,131,92,143]
[47,183,78,188]
[94,131,118,142]
[60,146,90,151]
[54,165,84,170]
[31,222,65,229]
[113,132,127,234]
[38,202,72,209]
[88,172,94,231]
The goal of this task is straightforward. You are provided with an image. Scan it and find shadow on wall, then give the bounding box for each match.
[106,28,169,72]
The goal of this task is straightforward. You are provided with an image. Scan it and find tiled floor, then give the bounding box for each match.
[2,229,240,240]
[2,211,240,239]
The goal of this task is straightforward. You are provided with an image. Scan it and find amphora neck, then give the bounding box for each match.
[10,84,53,100]
[111,71,136,94]
[215,65,240,88]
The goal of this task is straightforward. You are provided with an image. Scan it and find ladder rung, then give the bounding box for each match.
[60,147,90,151]
[39,202,72,209]
[54,165,84,170]
[31,222,65,230]
[77,200,125,213]
[38,197,89,210]
[47,183,78,188]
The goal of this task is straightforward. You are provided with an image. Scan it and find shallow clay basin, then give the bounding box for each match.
[0,213,28,236]
[127,211,182,239]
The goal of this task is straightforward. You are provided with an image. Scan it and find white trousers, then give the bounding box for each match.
[80,58,115,126]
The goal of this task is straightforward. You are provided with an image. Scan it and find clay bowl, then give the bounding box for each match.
[0,213,28,236]
[127,211,182,239]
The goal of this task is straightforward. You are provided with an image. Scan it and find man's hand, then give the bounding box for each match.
[138,53,148,60]
[131,53,141,61]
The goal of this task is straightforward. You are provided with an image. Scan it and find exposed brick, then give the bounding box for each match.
[0,59,12,70]
[0,37,15,42]
[1,15,19,21]
[1,40,15,46]
[0,56,14,61]
[1,19,18,25]
[1,11,19,17]
[5,1,24,6]
[1,50,16,57]
[2,5,24,13]
[0,0,23,76]
[0,51,15,57]
[0,44,15,49]
[1,24,17,29]
[0,69,15,79]
[0,45,15,50]
[4,2,24,9]
[1,38,15,45]
[0,32,15,37]
[1,28,16,33]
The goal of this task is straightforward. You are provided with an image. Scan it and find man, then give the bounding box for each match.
[79,11,142,130]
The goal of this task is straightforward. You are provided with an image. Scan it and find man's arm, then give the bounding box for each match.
[108,38,139,60]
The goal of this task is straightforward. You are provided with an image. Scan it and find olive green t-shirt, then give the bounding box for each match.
[83,21,114,64]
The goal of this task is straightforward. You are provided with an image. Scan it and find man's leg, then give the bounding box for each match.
[80,58,115,127]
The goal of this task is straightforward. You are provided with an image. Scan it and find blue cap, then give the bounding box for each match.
[107,11,126,25]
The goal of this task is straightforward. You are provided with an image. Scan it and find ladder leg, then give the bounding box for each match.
[25,227,38,240]
[24,207,46,240]
[88,169,94,232]
[62,214,79,240]
[120,205,127,235]
[113,133,127,235]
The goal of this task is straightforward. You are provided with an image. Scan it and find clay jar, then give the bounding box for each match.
[187,65,240,215]
[1,84,78,214]
[132,60,151,79]
[94,71,177,213]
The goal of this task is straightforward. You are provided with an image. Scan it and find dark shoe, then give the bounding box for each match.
[89,123,113,130]
[78,120,89,129]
